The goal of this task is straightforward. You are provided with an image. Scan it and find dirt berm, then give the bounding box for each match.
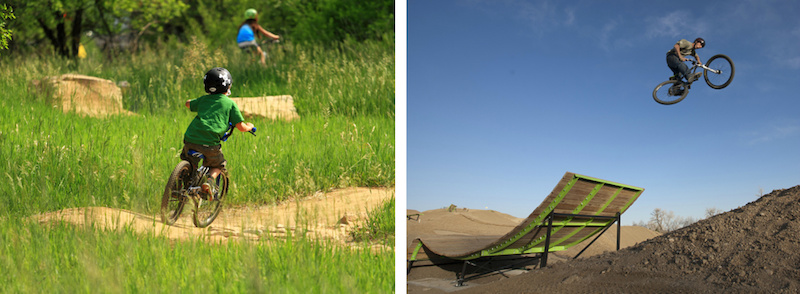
[33,187,393,248]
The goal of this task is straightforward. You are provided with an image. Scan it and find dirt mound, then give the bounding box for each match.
[451,185,800,293]
[30,74,136,117]
[33,187,393,247]
[230,96,300,121]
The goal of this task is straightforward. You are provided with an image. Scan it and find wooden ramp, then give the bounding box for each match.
[408,172,644,264]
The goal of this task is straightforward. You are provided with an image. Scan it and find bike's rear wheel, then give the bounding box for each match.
[653,80,690,105]
[161,161,192,225]
[704,54,734,89]
[192,172,228,228]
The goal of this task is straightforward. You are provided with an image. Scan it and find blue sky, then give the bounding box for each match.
[405,0,800,225]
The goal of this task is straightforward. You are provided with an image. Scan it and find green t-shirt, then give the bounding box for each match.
[667,39,695,57]
[183,93,245,146]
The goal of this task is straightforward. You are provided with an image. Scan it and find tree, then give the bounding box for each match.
[644,208,686,233]
[704,207,722,218]
[6,0,186,58]
[0,4,14,51]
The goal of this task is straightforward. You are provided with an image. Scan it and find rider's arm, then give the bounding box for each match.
[674,44,686,61]
[236,121,255,132]
[694,53,702,65]
[254,24,280,40]
[185,100,191,109]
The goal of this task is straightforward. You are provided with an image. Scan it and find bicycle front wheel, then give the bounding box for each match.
[161,161,192,225]
[192,172,228,228]
[653,80,690,105]
[704,54,734,89]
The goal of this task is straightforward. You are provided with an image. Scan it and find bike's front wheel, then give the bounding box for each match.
[653,80,690,105]
[192,172,229,228]
[704,54,735,89]
[161,161,192,225]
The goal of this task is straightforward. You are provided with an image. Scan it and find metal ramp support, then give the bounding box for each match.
[540,212,621,268]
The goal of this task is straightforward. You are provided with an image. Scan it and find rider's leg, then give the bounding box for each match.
[666,54,690,83]
[208,168,221,179]
[256,46,266,65]
[200,149,226,199]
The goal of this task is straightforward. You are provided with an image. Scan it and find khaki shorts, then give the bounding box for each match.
[180,141,227,170]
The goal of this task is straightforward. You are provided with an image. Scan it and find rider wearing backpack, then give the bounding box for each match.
[667,38,705,85]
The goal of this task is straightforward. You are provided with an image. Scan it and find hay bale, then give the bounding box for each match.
[230,96,300,121]
[32,74,136,117]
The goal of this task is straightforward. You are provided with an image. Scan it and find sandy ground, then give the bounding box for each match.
[32,187,393,248]
[409,185,800,293]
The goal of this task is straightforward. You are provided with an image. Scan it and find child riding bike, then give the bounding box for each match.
[666,37,705,85]
[181,67,255,201]
[237,8,280,66]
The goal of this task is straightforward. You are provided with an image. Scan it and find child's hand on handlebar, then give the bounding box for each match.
[235,121,255,132]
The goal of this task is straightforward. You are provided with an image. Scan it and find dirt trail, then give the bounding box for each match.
[33,187,393,245]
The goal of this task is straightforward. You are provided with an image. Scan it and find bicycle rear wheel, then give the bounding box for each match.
[653,80,690,105]
[161,161,192,225]
[192,172,228,228]
[704,54,734,89]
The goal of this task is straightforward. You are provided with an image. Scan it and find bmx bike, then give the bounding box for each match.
[652,54,735,105]
[161,123,256,228]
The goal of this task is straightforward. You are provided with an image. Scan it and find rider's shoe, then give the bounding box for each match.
[688,72,702,83]
[201,177,218,201]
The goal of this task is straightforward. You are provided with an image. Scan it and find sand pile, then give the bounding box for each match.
[450,185,800,293]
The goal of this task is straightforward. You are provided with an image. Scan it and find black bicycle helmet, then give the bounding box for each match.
[694,37,705,47]
[203,67,232,94]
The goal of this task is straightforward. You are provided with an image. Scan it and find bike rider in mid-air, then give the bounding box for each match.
[666,37,705,86]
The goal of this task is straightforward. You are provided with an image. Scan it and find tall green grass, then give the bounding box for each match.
[0,219,393,293]
[0,100,393,216]
[351,197,395,245]
[0,38,394,217]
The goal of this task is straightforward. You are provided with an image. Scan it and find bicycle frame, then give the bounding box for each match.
[690,60,721,76]
[161,122,256,227]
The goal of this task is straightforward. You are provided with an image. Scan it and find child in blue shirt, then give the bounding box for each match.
[237,8,280,66]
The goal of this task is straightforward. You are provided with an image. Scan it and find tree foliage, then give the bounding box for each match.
[3,0,393,58]
[5,0,187,57]
[0,4,14,51]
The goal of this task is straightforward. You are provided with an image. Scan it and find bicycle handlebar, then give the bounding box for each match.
[220,123,257,142]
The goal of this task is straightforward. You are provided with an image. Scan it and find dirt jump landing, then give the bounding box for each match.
[32,187,393,246]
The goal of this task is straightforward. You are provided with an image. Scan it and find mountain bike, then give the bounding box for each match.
[652,54,735,105]
[161,123,256,228]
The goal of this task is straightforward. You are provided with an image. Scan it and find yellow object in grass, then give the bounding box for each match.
[78,44,87,59]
